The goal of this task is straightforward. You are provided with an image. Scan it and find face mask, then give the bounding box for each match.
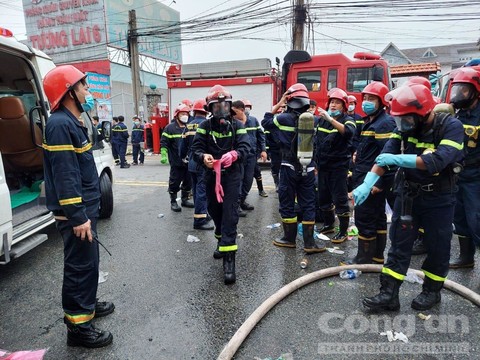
[134,121,140,126]
[393,114,421,133]
[179,115,188,123]
[450,83,477,109]
[362,101,377,115]
[81,94,94,112]
[348,104,355,112]
[328,109,341,117]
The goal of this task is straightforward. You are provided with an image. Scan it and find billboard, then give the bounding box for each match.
[23,0,108,64]
[86,71,112,122]
[105,0,182,63]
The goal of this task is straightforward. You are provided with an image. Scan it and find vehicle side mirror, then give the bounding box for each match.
[101,121,111,143]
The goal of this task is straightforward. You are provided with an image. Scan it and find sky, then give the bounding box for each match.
[2,0,479,66]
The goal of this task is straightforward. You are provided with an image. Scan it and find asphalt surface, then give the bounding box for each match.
[1,153,479,360]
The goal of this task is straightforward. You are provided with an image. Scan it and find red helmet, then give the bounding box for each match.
[347,95,357,104]
[286,83,309,110]
[192,99,208,114]
[406,76,431,91]
[328,88,348,109]
[181,99,193,108]
[450,67,480,109]
[174,104,191,118]
[451,67,480,93]
[43,65,86,112]
[206,84,232,109]
[387,84,436,117]
[242,99,252,108]
[362,81,389,106]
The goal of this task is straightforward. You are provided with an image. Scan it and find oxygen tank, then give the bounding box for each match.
[297,111,315,166]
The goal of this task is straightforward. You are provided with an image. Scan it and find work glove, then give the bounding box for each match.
[213,160,224,203]
[160,148,169,164]
[353,171,380,206]
[376,154,417,168]
[220,150,238,168]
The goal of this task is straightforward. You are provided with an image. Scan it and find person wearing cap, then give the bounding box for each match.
[131,116,144,165]
[42,65,114,348]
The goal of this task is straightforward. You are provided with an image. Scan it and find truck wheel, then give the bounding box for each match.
[99,173,113,219]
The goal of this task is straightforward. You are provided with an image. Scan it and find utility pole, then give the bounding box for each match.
[128,10,142,117]
[292,0,306,51]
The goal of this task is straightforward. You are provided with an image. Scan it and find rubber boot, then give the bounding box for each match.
[273,222,297,248]
[411,230,427,255]
[449,236,475,268]
[411,277,443,310]
[372,232,387,264]
[331,213,349,244]
[223,251,236,285]
[170,192,181,212]
[94,300,115,318]
[341,237,376,265]
[181,190,195,208]
[303,223,326,254]
[318,209,335,234]
[362,274,402,311]
[65,319,113,348]
[256,177,268,197]
[272,173,279,192]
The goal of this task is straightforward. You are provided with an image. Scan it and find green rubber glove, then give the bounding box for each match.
[161,148,169,164]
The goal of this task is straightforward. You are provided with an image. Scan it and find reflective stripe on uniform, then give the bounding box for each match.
[274,116,295,132]
[382,267,405,281]
[423,269,446,282]
[282,217,297,224]
[219,244,238,252]
[43,143,92,153]
[162,133,183,139]
[439,139,464,150]
[64,312,95,324]
[59,197,82,205]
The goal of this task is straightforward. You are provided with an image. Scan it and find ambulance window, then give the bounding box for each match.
[327,70,337,90]
[297,71,321,92]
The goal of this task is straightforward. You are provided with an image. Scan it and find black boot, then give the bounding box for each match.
[449,236,475,268]
[411,277,443,310]
[318,209,335,234]
[256,177,268,197]
[341,237,376,265]
[65,319,113,348]
[273,222,297,248]
[223,251,236,285]
[181,190,195,208]
[372,232,387,264]
[362,274,402,311]
[94,300,115,318]
[170,193,181,212]
[238,206,247,217]
[240,198,254,210]
[303,223,326,254]
[331,213,350,244]
[411,230,427,255]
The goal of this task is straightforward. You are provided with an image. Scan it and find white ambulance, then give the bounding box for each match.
[0,28,114,264]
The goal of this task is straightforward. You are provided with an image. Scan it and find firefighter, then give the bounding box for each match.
[111,116,120,166]
[314,88,356,243]
[449,67,480,268]
[342,82,396,265]
[359,83,464,311]
[190,85,251,284]
[262,83,325,254]
[244,99,269,197]
[131,115,144,165]
[347,95,364,154]
[42,65,114,348]
[112,115,129,168]
[232,100,267,213]
[180,99,214,231]
[161,104,195,212]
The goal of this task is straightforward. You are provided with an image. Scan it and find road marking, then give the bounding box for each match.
[115,180,168,187]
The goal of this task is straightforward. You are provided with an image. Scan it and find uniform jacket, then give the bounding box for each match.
[242,115,266,157]
[456,102,480,172]
[112,122,129,144]
[161,120,187,167]
[131,124,144,144]
[180,115,207,173]
[43,106,100,226]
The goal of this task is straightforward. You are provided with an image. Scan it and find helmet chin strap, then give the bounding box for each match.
[70,89,84,114]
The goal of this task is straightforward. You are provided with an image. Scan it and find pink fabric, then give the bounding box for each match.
[220,150,238,168]
[213,160,224,203]
[0,349,47,360]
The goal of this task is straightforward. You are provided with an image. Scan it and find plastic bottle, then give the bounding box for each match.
[297,223,303,237]
[300,258,308,269]
[339,269,361,279]
[266,223,281,229]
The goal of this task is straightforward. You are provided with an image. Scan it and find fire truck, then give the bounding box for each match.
[282,50,391,114]
[166,58,281,118]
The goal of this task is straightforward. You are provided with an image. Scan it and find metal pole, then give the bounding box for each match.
[128,10,141,116]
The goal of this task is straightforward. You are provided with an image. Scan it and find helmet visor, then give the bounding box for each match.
[211,101,231,118]
[393,114,419,133]
[450,83,476,109]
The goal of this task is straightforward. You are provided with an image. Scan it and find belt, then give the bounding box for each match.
[405,180,453,193]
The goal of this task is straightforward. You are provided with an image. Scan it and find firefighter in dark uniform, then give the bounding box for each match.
[112,115,129,168]
[347,95,364,153]
[42,65,114,348]
[314,88,356,243]
[342,82,396,265]
[262,83,325,254]
[161,104,195,212]
[111,116,120,165]
[359,83,464,311]
[265,127,281,191]
[180,99,214,230]
[449,68,480,268]
[131,116,144,165]
[191,85,251,284]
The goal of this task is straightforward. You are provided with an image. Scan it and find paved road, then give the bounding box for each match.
[0,153,479,359]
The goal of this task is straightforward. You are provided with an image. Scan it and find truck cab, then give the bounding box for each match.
[0,28,114,264]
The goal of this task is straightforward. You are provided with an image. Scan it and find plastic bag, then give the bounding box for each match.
[0,349,47,360]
